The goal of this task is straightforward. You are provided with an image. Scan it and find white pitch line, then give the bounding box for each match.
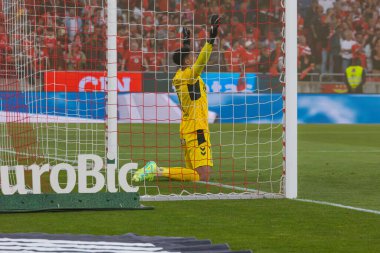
[196,181,380,215]
[299,131,380,134]
[301,150,380,153]
[296,199,380,215]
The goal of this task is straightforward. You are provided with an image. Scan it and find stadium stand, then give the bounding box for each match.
[2,0,380,85]
[299,0,380,75]
[0,0,284,75]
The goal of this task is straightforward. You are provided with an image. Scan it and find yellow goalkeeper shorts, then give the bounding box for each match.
[180,129,213,170]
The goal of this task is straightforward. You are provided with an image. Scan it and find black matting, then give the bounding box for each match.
[0,233,253,253]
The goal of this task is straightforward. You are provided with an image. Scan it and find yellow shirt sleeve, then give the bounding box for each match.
[189,42,213,81]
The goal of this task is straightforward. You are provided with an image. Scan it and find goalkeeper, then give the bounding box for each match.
[132,15,220,182]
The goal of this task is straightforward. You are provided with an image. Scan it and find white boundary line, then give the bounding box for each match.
[301,150,380,153]
[196,181,380,216]
[296,199,380,215]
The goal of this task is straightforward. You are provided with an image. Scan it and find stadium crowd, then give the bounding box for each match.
[3,0,378,78]
[0,0,284,75]
[298,0,380,78]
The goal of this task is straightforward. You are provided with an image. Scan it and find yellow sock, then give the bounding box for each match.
[160,167,200,181]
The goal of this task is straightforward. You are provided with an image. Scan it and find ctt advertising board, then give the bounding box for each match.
[45,71,143,92]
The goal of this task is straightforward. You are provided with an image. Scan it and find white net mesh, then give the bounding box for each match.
[0,0,286,199]
[0,0,108,193]
[117,0,285,199]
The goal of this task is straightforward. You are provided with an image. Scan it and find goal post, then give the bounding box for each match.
[106,0,119,187]
[284,0,298,199]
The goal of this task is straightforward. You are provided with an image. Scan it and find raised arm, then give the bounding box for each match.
[190,42,213,78]
[189,15,220,79]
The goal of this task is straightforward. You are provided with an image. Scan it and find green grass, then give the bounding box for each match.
[120,123,283,195]
[298,125,380,211]
[2,123,285,194]
[1,124,380,252]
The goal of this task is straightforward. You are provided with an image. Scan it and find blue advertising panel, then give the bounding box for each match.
[0,92,105,119]
[169,93,283,124]
[1,92,380,124]
[201,72,257,93]
[298,94,380,124]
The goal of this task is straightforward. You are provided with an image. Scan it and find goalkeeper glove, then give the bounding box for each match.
[183,27,191,47]
[208,14,221,45]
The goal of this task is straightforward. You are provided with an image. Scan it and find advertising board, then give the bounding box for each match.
[45,72,142,92]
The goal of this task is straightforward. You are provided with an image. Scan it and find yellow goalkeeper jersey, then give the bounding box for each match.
[173,42,213,134]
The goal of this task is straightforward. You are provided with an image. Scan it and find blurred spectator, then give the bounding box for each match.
[194,1,208,25]
[329,24,342,74]
[0,24,13,74]
[352,33,370,69]
[55,22,69,70]
[319,0,334,14]
[372,39,380,73]
[65,9,83,42]
[340,30,357,72]
[43,28,58,68]
[181,1,193,21]
[143,43,167,72]
[344,58,366,93]
[298,35,315,80]
[65,44,86,70]
[241,40,260,73]
[121,40,147,71]
[269,41,283,76]
[206,49,226,72]
[42,8,58,28]
[231,17,246,39]
[165,29,181,52]
[319,8,331,73]
[84,25,106,70]
[224,41,242,73]
[72,34,83,49]
[304,0,320,57]
[117,28,128,56]
[258,47,272,73]
[298,12,305,35]
[156,0,176,12]
[262,31,276,53]
[0,25,8,54]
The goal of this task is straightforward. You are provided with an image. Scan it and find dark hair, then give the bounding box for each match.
[173,47,191,65]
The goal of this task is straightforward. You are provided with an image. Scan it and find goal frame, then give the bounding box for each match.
[137,0,298,201]
[0,0,298,211]
[284,0,298,199]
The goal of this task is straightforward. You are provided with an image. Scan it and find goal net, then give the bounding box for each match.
[0,0,110,196]
[0,0,297,204]
[117,0,291,200]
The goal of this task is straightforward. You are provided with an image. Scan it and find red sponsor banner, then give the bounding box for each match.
[321,83,348,94]
[45,71,142,92]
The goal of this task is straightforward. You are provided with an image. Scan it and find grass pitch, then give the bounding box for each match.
[0,124,380,252]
